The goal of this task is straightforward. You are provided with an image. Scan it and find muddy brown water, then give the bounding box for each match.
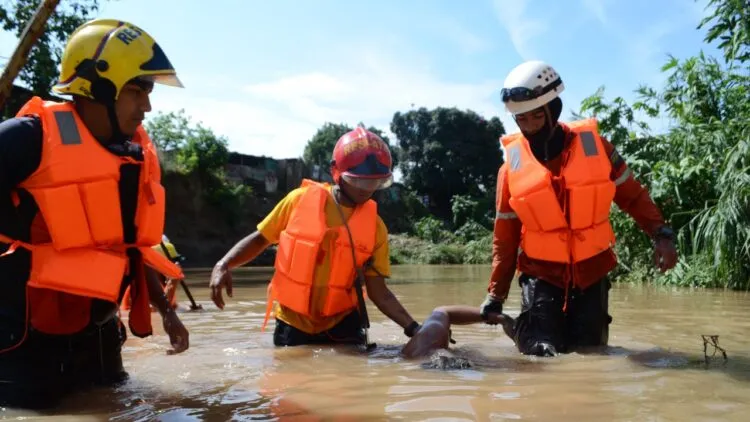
[3,265,750,421]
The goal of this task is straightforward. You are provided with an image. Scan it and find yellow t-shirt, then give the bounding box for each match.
[257,184,391,334]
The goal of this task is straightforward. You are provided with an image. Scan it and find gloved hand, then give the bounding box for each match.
[404,321,421,338]
[654,238,678,272]
[653,225,678,272]
[480,294,504,324]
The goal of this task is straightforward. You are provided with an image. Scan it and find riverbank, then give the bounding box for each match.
[178,233,746,291]
[162,169,746,291]
[388,233,492,265]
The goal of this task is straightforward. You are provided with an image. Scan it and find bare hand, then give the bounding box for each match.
[209,263,233,309]
[163,311,189,355]
[486,312,516,340]
[653,238,678,272]
[485,313,507,325]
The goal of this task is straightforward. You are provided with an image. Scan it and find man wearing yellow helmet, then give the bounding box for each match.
[153,236,188,310]
[0,19,189,409]
[122,235,188,311]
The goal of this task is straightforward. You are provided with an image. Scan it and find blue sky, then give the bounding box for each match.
[1,0,717,159]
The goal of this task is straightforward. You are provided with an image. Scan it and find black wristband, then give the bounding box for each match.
[404,321,420,337]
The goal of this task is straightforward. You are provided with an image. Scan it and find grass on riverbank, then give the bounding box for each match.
[388,233,492,265]
[389,232,748,290]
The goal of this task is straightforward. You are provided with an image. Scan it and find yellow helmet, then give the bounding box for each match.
[153,235,185,263]
[52,19,183,102]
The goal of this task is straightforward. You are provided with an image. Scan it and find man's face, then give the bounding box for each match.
[514,107,547,135]
[339,178,377,204]
[115,81,153,136]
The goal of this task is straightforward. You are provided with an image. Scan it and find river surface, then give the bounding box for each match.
[3,265,750,421]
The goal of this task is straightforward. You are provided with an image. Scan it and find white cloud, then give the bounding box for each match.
[491,0,548,60]
[683,0,712,23]
[618,20,683,89]
[147,50,509,160]
[432,18,493,54]
[580,0,614,25]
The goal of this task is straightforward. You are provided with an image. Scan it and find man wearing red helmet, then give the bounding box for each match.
[209,127,422,346]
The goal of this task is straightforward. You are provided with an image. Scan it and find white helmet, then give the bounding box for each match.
[501,60,565,115]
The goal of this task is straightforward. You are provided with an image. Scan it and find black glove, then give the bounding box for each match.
[480,294,504,324]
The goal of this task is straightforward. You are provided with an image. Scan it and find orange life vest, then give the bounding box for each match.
[0,96,183,349]
[262,179,377,330]
[121,279,178,312]
[501,118,616,264]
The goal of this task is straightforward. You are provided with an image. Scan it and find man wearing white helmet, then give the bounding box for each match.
[479,61,678,357]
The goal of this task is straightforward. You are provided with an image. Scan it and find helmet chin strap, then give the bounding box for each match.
[330,164,358,206]
[72,59,130,145]
[105,102,129,145]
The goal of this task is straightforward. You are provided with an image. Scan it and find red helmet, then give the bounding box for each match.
[331,127,393,190]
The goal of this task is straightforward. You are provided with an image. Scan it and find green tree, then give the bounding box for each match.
[450,194,493,229]
[145,109,192,152]
[176,126,230,186]
[302,122,351,172]
[374,185,429,234]
[145,110,253,226]
[145,110,229,183]
[576,0,750,288]
[698,0,750,64]
[1,0,102,95]
[390,107,504,219]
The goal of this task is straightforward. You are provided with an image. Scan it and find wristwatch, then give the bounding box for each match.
[653,225,675,242]
[404,321,420,338]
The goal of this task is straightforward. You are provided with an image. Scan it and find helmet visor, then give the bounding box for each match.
[501,78,562,103]
[138,73,184,88]
[342,173,393,191]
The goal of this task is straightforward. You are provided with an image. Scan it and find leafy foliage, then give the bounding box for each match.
[575,0,750,288]
[8,0,745,287]
[390,107,504,219]
[143,109,192,152]
[451,194,494,229]
[302,122,398,173]
[145,110,252,224]
[1,0,102,95]
[698,0,750,64]
[373,186,429,234]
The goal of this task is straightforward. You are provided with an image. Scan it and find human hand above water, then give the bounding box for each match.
[209,262,233,309]
[163,311,189,355]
